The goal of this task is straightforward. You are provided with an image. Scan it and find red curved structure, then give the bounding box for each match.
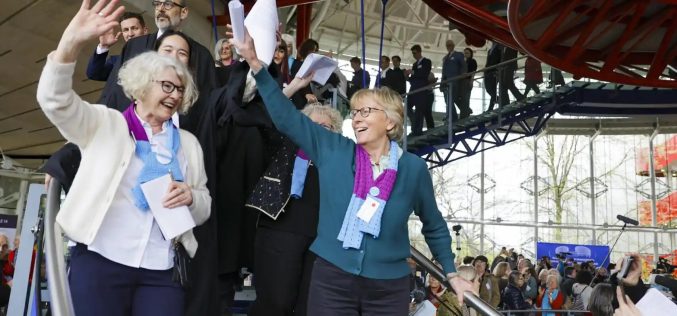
[507,0,677,88]
[423,0,677,88]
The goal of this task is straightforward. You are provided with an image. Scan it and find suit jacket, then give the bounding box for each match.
[485,43,503,74]
[85,49,119,82]
[441,51,467,83]
[383,68,407,95]
[97,32,216,134]
[408,57,432,92]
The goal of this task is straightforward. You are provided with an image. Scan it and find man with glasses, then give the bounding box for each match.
[86,12,148,81]
[97,0,216,135]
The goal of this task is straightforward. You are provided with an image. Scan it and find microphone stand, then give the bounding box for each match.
[589,222,627,287]
[455,230,461,253]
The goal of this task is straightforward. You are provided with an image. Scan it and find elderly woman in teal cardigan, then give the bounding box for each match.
[231,29,474,315]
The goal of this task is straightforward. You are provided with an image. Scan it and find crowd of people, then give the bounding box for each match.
[408,247,677,316]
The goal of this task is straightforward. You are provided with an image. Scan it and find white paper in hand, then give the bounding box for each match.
[295,53,339,85]
[244,0,278,65]
[140,174,196,240]
[228,0,245,45]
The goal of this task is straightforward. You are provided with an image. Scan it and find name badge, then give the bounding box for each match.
[357,196,380,223]
[417,64,422,69]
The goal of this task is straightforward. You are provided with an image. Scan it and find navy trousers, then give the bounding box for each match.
[307,257,410,316]
[68,244,184,316]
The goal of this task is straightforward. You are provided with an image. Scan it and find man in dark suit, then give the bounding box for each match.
[97,0,216,135]
[347,56,371,99]
[385,55,407,96]
[484,41,502,111]
[377,55,391,88]
[85,12,148,81]
[441,40,469,121]
[499,46,525,106]
[406,45,434,135]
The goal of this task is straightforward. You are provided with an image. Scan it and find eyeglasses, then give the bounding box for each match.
[349,107,385,119]
[152,1,184,10]
[154,80,185,96]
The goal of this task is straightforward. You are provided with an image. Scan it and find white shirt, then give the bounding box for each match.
[88,114,186,270]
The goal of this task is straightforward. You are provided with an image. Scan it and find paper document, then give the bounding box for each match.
[295,53,339,85]
[229,0,245,44]
[140,174,196,240]
[244,0,278,65]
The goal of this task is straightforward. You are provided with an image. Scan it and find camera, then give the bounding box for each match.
[617,256,634,281]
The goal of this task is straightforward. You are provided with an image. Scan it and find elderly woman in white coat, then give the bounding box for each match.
[36,1,210,315]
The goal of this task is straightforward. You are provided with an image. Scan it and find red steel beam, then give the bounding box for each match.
[444,0,510,31]
[600,4,662,73]
[534,0,583,50]
[296,3,312,50]
[507,0,677,87]
[648,11,677,80]
[563,0,614,63]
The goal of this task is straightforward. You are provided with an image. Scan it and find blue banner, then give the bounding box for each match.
[536,242,610,268]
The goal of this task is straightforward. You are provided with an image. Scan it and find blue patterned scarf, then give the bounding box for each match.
[122,104,184,211]
[337,141,400,249]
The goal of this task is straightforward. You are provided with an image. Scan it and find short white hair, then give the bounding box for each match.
[301,103,343,133]
[117,51,198,114]
[214,38,238,62]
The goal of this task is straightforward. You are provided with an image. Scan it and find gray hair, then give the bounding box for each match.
[214,38,238,63]
[117,51,198,114]
[349,87,404,141]
[301,103,343,133]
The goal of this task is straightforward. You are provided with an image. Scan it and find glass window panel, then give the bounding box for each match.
[536,135,592,232]
[483,138,534,224]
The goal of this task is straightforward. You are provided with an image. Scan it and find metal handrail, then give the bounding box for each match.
[44,179,75,316]
[410,246,502,316]
[501,310,589,315]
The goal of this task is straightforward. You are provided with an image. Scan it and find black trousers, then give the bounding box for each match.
[407,92,433,135]
[249,227,316,316]
[307,257,410,316]
[484,72,498,111]
[499,68,524,106]
[524,82,541,96]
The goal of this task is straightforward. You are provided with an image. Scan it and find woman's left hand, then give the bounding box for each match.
[163,181,193,208]
[614,286,642,316]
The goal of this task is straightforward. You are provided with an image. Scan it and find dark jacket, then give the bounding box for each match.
[502,283,532,310]
[383,67,407,95]
[85,49,119,81]
[408,57,432,92]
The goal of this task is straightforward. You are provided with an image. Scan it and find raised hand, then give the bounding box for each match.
[227,24,261,71]
[99,28,121,49]
[55,0,125,63]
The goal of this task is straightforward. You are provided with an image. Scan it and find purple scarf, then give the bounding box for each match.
[337,140,400,249]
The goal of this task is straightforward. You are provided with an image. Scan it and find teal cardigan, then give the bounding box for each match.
[254,69,456,279]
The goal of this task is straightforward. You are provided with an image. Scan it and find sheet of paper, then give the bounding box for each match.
[636,288,677,315]
[244,0,278,65]
[295,53,339,85]
[229,0,245,45]
[140,174,196,240]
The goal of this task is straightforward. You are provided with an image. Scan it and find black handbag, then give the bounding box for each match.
[172,240,191,288]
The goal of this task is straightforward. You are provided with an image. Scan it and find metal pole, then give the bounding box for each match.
[447,82,453,144]
[649,127,659,261]
[480,82,486,255]
[533,136,539,254]
[590,128,600,244]
[44,180,75,316]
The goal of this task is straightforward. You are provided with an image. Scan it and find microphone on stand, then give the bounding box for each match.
[616,215,639,226]
[589,214,636,286]
[452,225,462,252]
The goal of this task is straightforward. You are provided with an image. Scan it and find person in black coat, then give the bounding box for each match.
[498,46,525,106]
[406,44,434,135]
[484,42,502,111]
[247,104,343,316]
[502,271,533,310]
[96,0,215,135]
[385,55,407,96]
